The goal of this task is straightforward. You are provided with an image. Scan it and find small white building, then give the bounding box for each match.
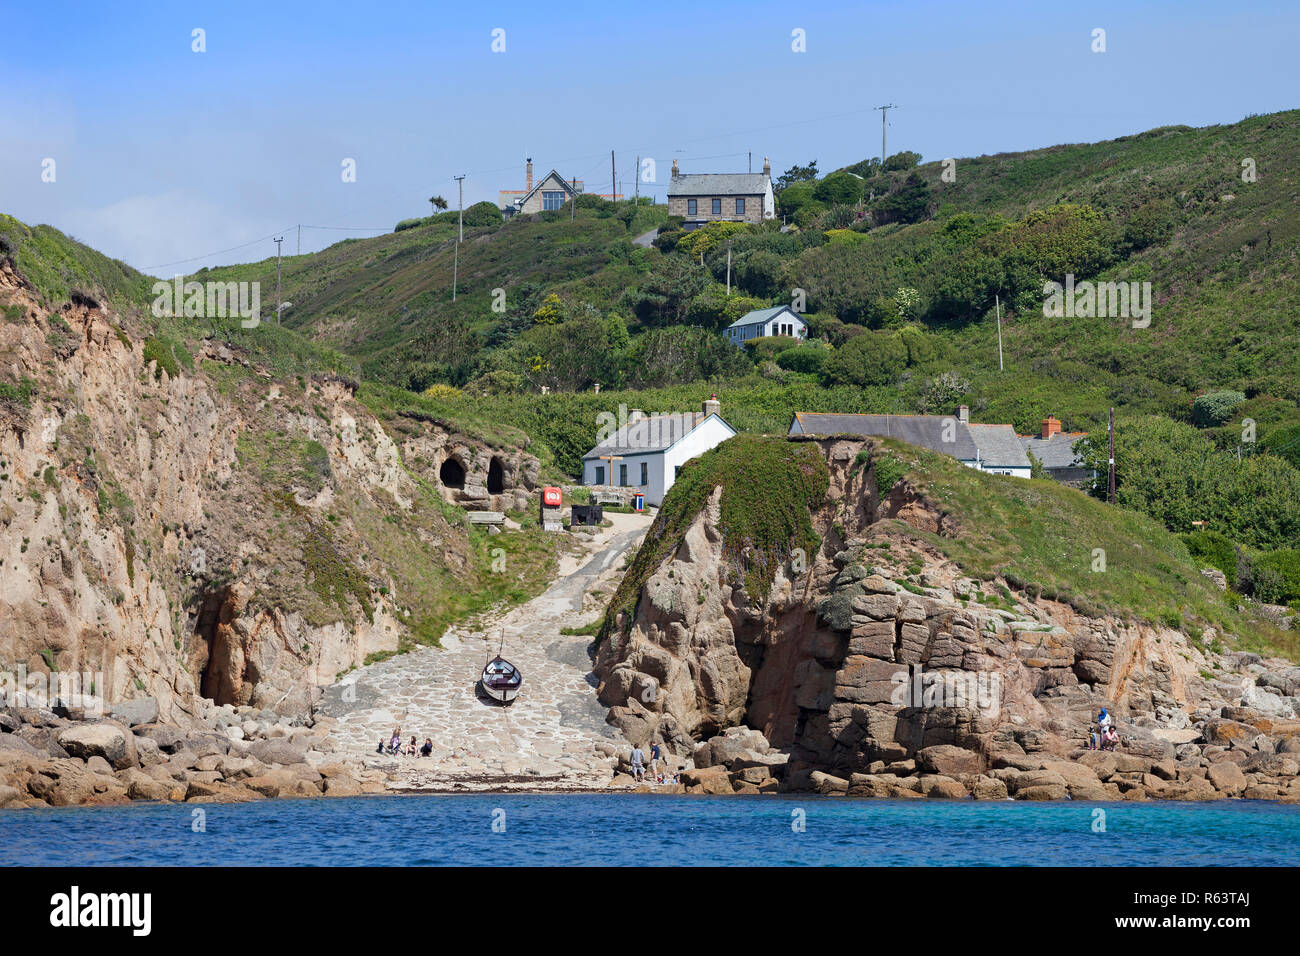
[725,305,808,347]
[581,396,737,506]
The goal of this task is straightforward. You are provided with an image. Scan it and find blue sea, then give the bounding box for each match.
[1,795,1296,866]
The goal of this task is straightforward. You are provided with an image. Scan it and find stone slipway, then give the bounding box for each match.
[319,513,652,791]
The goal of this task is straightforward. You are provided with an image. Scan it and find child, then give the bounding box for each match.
[376,737,385,755]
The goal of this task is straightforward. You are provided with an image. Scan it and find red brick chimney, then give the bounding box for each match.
[1041,416,1061,439]
[526,158,533,192]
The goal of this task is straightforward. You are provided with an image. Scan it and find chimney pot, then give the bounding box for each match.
[703,393,721,418]
[526,159,533,192]
[762,156,771,177]
[671,158,680,179]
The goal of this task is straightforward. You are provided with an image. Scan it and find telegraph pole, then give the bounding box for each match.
[995,294,1004,372]
[611,150,616,201]
[273,236,283,325]
[296,224,301,256]
[726,242,732,295]
[1107,407,1116,505]
[875,103,898,165]
[635,156,639,204]
[453,174,465,302]
[571,176,577,221]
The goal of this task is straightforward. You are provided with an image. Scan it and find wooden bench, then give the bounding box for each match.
[466,510,505,526]
[591,491,626,506]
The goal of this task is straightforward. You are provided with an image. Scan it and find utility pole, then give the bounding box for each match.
[726,242,732,295]
[635,156,639,204]
[296,224,300,256]
[453,174,465,302]
[571,176,577,221]
[1107,407,1116,505]
[748,151,752,173]
[995,294,1004,371]
[611,150,616,201]
[273,236,283,325]
[875,103,898,165]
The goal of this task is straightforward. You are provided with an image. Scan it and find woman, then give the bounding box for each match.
[389,728,403,755]
[420,738,433,758]
[1102,726,1119,751]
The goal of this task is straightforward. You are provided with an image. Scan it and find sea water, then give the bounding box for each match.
[1,794,1296,866]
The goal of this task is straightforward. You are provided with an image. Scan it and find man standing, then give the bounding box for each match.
[649,741,662,782]
[630,744,646,782]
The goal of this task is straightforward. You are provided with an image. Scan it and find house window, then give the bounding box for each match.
[640,462,648,486]
[735,198,745,215]
[542,190,565,211]
[687,199,697,216]
[594,466,605,485]
[711,198,722,215]
[619,464,628,486]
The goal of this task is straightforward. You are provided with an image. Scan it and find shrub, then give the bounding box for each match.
[1191,391,1246,427]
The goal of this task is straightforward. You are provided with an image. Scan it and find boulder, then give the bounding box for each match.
[134,724,183,753]
[1016,784,1068,800]
[971,775,1009,801]
[323,776,364,797]
[109,698,159,728]
[926,777,970,799]
[57,722,138,770]
[1207,762,1247,796]
[247,738,308,766]
[809,770,849,794]
[680,765,734,795]
[917,744,982,777]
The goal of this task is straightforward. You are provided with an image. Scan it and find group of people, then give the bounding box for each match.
[1088,708,1120,751]
[629,742,680,785]
[378,728,434,758]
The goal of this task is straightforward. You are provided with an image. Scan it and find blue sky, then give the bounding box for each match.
[1,0,1296,273]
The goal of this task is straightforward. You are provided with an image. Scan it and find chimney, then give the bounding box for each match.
[956,405,969,425]
[525,158,533,192]
[762,156,771,178]
[671,158,680,179]
[703,393,721,418]
[1041,416,1061,439]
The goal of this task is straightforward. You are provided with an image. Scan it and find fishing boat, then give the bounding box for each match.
[478,631,522,704]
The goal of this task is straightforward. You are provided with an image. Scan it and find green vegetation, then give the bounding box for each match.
[601,435,829,640]
[864,439,1295,657]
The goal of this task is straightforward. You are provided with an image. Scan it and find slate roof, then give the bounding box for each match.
[726,305,803,330]
[583,412,733,459]
[512,169,576,209]
[667,173,771,197]
[967,424,1032,470]
[789,412,981,460]
[1020,432,1089,469]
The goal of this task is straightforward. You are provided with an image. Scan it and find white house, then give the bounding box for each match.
[725,305,808,347]
[789,406,1032,478]
[581,396,737,506]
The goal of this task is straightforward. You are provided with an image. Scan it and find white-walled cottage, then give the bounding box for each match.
[581,396,736,506]
[725,305,808,347]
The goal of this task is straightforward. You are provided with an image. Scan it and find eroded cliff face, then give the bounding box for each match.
[595,438,1295,777]
[0,260,537,722]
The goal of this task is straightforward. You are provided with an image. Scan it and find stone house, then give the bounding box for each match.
[667,158,775,230]
[499,159,622,217]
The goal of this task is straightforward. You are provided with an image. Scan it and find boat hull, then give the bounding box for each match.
[479,655,522,705]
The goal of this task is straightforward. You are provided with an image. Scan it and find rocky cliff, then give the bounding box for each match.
[596,436,1300,799]
[0,250,541,724]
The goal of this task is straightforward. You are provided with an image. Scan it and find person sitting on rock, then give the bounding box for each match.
[420,738,433,758]
[377,737,386,755]
[408,735,419,756]
[389,729,403,755]
[1101,726,1119,751]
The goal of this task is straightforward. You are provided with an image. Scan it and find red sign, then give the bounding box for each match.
[542,487,562,507]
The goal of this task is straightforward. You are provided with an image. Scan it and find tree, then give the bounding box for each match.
[813,172,864,207]
[429,195,449,214]
[823,332,909,387]
[775,160,818,192]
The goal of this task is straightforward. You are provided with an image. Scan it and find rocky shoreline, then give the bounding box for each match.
[0,695,391,809]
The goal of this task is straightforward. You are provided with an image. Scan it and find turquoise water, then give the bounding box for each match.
[1,795,1296,866]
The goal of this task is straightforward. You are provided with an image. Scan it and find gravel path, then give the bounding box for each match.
[319,514,652,791]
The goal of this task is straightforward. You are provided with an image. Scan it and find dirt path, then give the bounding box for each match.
[319,512,652,791]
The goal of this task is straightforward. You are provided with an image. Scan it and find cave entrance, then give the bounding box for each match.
[439,456,466,489]
[193,586,240,706]
[487,456,505,495]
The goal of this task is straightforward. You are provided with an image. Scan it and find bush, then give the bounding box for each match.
[1191,390,1247,427]
[1251,549,1300,606]
[775,345,827,375]
[1180,530,1238,589]
[823,331,909,387]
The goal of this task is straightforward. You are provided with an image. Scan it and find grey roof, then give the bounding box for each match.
[1020,432,1089,469]
[726,305,804,330]
[967,424,1032,469]
[583,412,734,459]
[789,413,981,460]
[667,173,770,197]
